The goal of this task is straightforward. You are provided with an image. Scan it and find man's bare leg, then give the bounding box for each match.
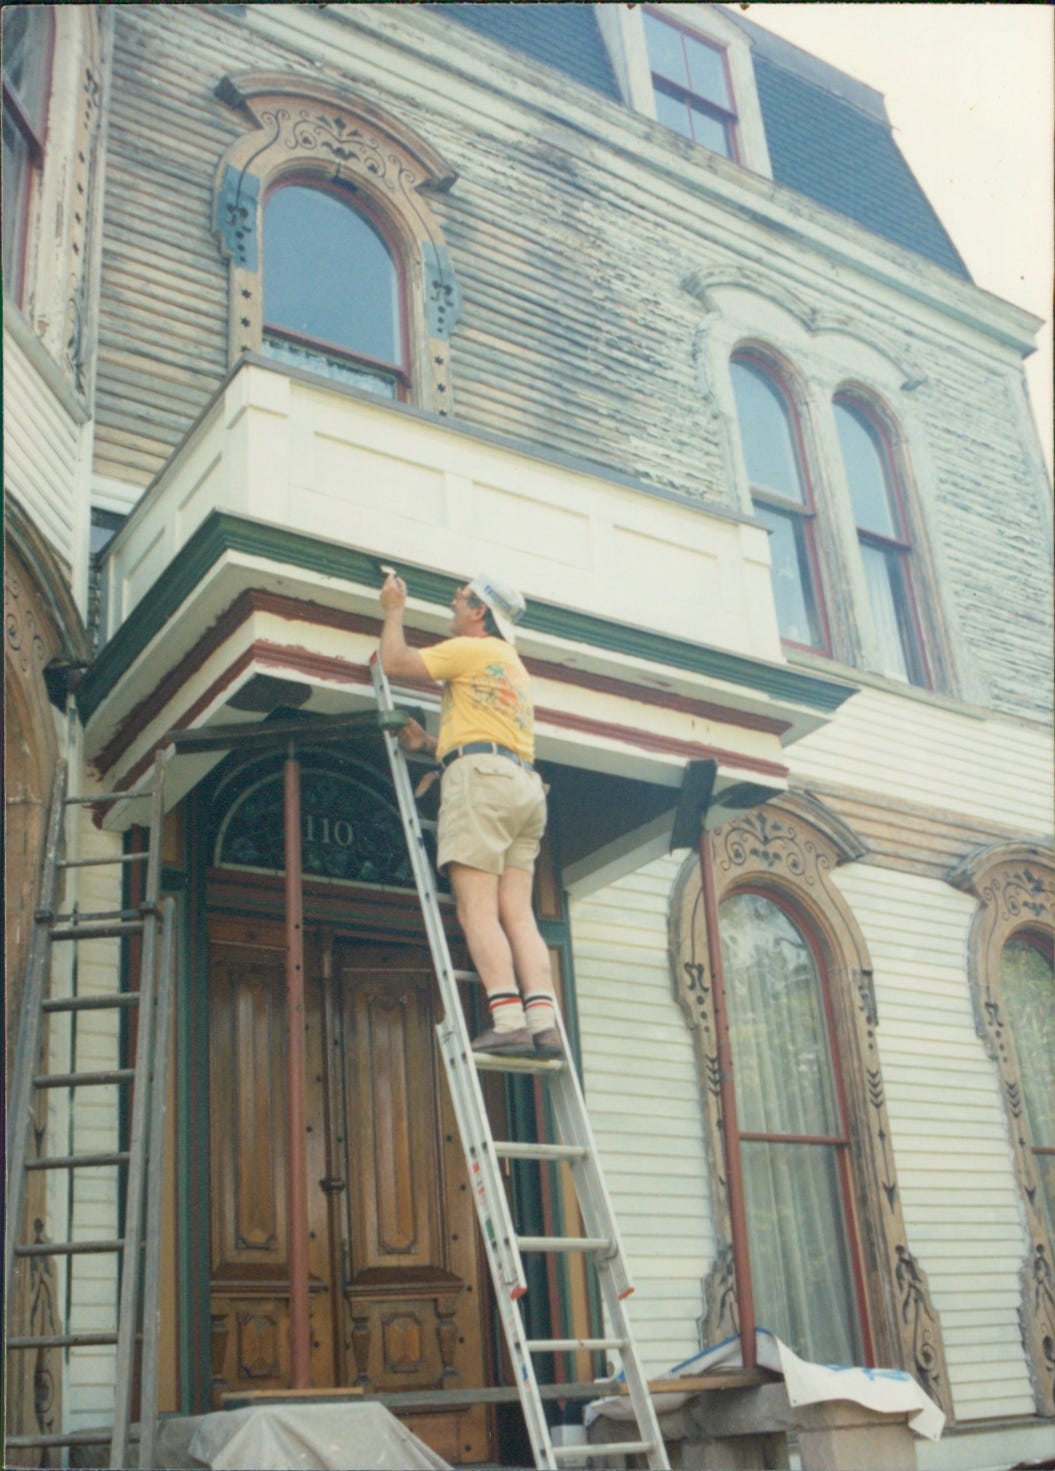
[497,866,553,996]
[498,866,562,1055]
[449,862,532,1052]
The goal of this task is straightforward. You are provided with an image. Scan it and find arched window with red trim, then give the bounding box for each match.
[2,5,54,306]
[262,181,408,399]
[833,394,929,686]
[719,887,871,1366]
[730,353,828,653]
[999,931,1054,1240]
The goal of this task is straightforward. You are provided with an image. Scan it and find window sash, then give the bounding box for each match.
[719,889,867,1366]
[742,1139,866,1366]
[643,8,738,159]
[262,327,405,400]
[653,79,735,157]
[754,500,827,652]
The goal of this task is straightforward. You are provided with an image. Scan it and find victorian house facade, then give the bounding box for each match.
[4,6,1053,1468]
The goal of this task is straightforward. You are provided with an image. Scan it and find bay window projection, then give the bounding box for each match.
[2,5,53,305]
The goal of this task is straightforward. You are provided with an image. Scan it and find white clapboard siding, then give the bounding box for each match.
[58,815,125,1432]
[791,688,1052,833]
[571,852,714,1376]
[3,324,86,572]
[833,862,1036,1421]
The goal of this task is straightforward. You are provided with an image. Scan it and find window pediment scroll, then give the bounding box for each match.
[213,73,461,409]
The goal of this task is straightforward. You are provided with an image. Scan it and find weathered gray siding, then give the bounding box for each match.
[93,7,1052,719]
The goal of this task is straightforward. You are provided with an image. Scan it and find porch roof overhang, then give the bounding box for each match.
[80,358,855,837]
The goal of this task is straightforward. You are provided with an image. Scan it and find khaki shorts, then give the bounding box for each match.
[436,753,547,877]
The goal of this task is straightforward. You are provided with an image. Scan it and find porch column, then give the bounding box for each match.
[284,746,311,1387]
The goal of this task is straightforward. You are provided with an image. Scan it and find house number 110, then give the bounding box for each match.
[304,813,354,847]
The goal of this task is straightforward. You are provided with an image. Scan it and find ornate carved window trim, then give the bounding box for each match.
[212,72,461,415]
[950,842,1055,1416]
[669,795,952,1415]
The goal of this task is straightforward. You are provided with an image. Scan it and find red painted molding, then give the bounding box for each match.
[94,592,789,779]
[111,637,788,794]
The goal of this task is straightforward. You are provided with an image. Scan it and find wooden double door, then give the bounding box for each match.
[207,915,491,1462]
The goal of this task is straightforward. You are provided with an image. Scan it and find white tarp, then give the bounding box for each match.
[188,1402,452,1470]
[584,1328,945,1441]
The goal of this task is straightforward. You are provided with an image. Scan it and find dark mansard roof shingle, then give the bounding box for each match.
[425,3,969,281]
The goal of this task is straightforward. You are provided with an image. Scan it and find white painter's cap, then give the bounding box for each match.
[468,573,526,643]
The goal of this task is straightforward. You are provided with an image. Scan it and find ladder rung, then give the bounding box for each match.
[54,907,149,924]
[5,1431,114,1448]
[451,969,480,985]
[494,1141,589,1161]
[7,1332,119,1349]
[417,817,437,832]
[16,1239,124,1257]
[50,921,145,940]
[553,1441,654,1462]
[473,1053,565,1074]
[43,991,141,1013]
[34,1069,136,1088]
[526,1337,628,1353]
[517,1235,613,1254]
[27,1151,131,1170]
[436,892,456,908]
[59,852,151,869]
[65,789,153,805]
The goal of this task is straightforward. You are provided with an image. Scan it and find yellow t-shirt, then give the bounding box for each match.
[419,636,534,761]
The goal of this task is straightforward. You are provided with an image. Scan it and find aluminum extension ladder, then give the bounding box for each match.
[4,750,177,1470]
[371,656,670,1470]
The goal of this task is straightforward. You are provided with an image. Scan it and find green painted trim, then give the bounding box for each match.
[79,512,855,722]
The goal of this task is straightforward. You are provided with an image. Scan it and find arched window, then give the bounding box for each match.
[720,889,867,1365]
[2,6,53,305]
[671,800,952,1411]
[1000,934,1055,1239]
[834,395,929,686]
[730,354,827,652]
[952,845,1055,1415]
[262,183,407,399]
[213,75,461,414]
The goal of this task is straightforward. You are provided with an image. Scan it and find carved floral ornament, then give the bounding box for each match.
[669,796,952,1415]
[212,72,462,410]
[950,842,1055,1416]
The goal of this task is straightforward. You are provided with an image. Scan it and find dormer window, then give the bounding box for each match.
[642,7,737,160]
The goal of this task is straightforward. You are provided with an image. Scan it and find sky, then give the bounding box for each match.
[730,2,1054,476]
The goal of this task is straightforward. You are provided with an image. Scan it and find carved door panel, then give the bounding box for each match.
[330,940,490,1463]
[207,917,336,1403]
[207,921,491,1462]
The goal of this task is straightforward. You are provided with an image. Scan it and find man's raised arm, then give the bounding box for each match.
[379,571,432,683]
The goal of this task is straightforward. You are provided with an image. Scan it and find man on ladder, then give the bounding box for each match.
[379,569,562,1058]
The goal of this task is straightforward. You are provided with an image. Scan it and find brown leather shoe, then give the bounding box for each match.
[470,1026,534,1056]
[532,1027,564,1059]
